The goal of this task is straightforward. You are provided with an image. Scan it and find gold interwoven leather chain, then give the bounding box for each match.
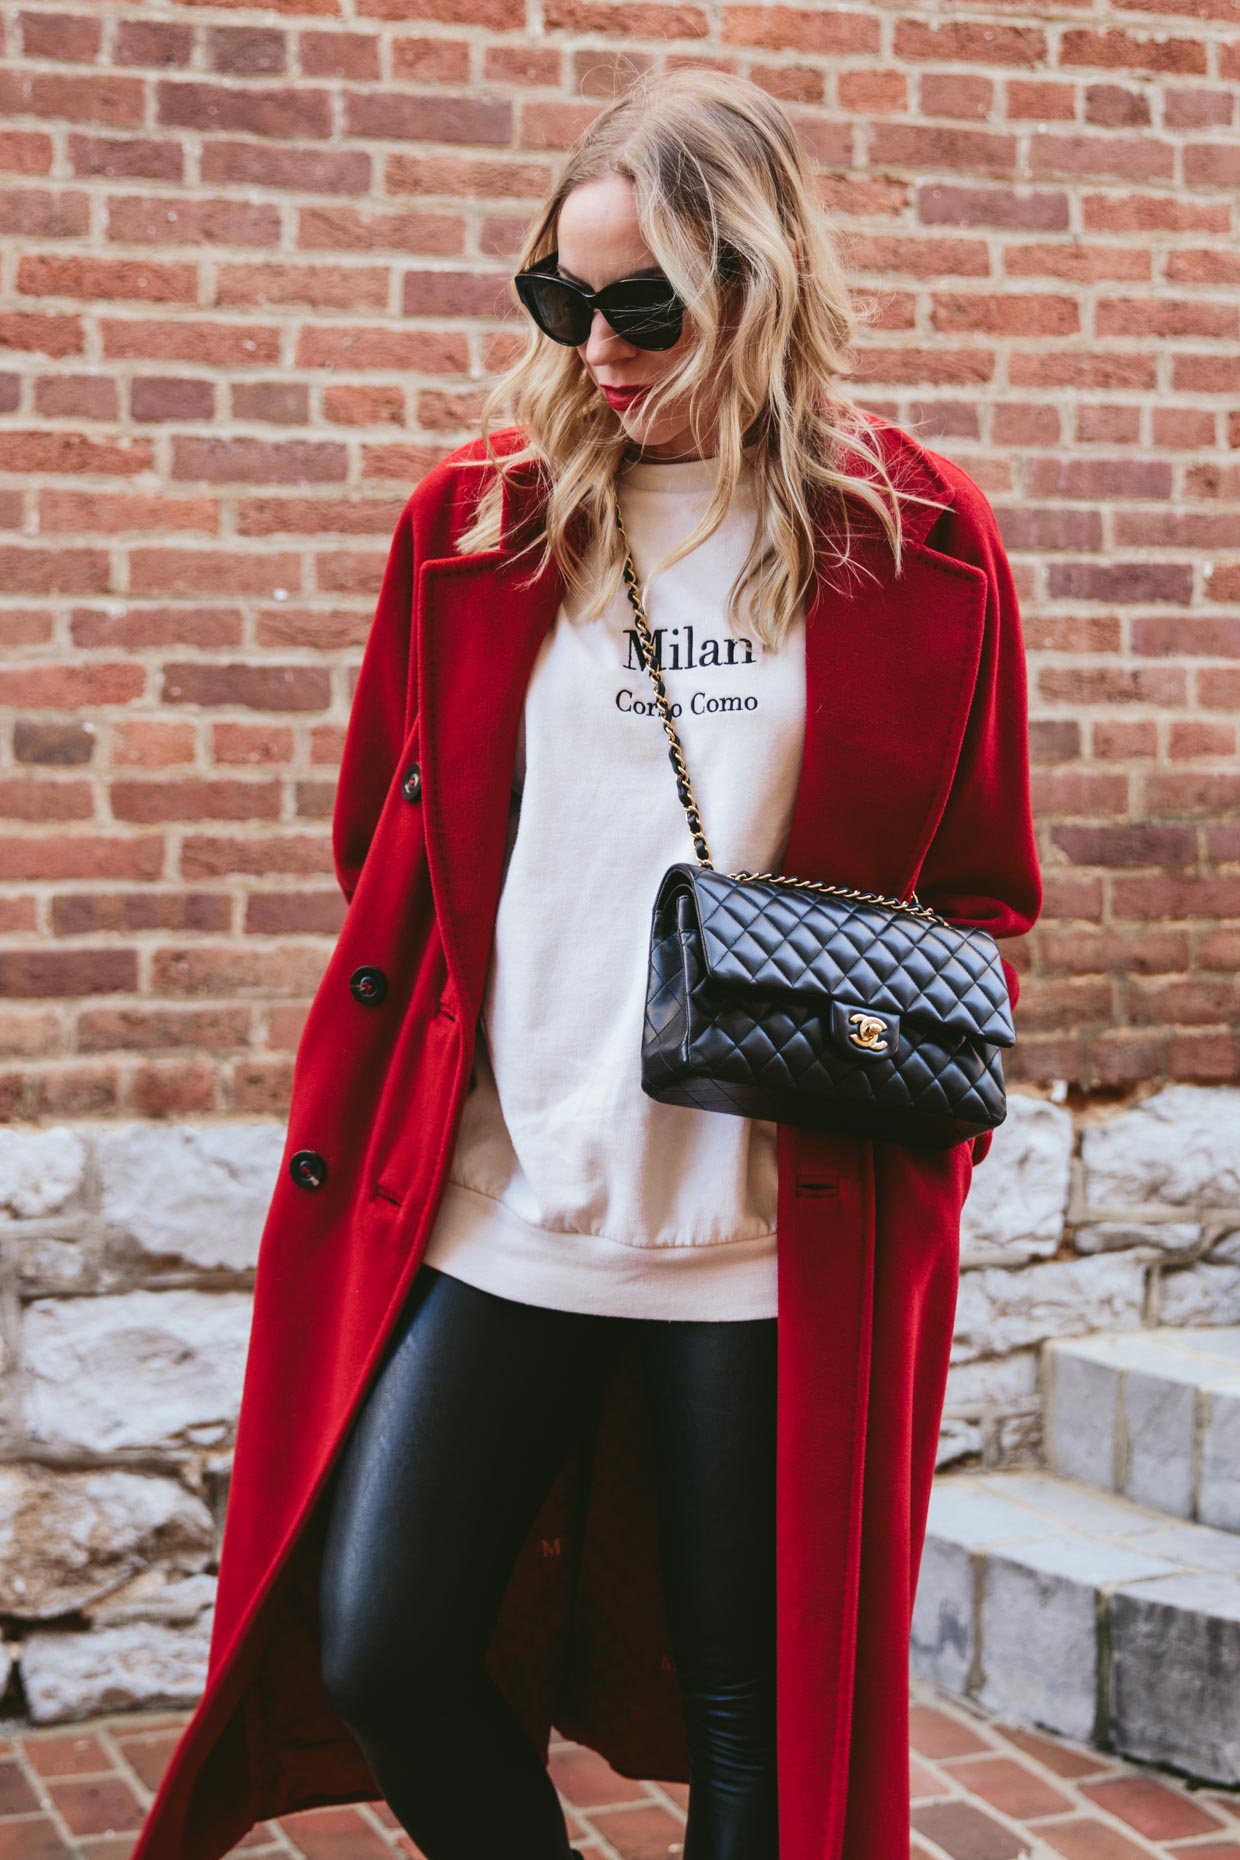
[613,500,952,930]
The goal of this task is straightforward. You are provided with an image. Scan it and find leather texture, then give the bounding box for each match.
[642,862,1012,1151]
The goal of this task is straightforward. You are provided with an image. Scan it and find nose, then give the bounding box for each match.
[582,308,636,367]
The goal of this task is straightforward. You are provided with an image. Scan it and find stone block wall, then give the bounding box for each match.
[951,1083,1240,1467]
[0,1120,281,1724]
[1,1082,1237,1726]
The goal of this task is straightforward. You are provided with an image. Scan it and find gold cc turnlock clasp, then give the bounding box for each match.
[847,1011,890,1053]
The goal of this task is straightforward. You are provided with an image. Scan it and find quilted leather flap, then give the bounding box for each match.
[658,863,1016,1048]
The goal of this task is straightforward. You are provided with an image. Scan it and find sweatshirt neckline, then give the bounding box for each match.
[618,441,760,492]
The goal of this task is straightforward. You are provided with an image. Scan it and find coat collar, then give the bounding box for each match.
[415,421,986,1022]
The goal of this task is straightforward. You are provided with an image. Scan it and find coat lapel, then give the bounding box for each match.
[416,430,987,1022]
[416,532,561,1022]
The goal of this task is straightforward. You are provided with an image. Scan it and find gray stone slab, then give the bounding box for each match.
[983,1469,1170,1539]
[1044,1345,1119,1490]
[1185,1328,1240,1364]
[1123,1366,1196,1518]
[1131,1520,1240,1578]
[1081,1084,1240,1210]
[1110,1569,1240,1783]
[924,1462,1240,1779]
[1200,1384,1240,1533]
[975,1534,1174,1744]
[909,1535,975,1696]
[22,1288,253,1452]
[924,1476,1063,1551]
[1045,1328,1240,1526]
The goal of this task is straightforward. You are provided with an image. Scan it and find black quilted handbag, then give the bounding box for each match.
[615,505,1015,1152]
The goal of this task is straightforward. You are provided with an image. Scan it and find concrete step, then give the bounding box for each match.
[1043,1325,1240,1530]
[911,1465,1240,1784]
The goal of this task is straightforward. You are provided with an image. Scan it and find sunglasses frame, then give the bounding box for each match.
[513,249,686,352]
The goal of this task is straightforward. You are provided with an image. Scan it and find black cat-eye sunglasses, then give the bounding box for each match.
[513,250,686,352]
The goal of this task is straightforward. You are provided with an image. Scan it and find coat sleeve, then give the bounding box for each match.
[914,480,1043,1165]
[331,493,419,906]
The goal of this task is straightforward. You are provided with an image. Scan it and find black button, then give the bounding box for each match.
[401,762,421,801]
[289,1149,327,1191]
[350,964,387,1005]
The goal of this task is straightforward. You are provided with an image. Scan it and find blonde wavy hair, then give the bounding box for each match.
[451,67,948,649]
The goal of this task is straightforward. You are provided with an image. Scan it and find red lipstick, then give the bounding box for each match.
[602,384,650,411]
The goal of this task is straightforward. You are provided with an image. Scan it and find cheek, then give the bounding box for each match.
[643,349,693,407]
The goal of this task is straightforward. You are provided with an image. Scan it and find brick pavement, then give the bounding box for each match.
[1,1674,1237,1859]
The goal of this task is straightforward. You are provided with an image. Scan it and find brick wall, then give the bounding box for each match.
[1,1,1238,1120]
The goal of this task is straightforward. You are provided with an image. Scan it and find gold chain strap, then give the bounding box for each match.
[613,501,951,930]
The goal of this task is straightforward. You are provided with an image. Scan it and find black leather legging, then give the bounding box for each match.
[318,1261,779,1860]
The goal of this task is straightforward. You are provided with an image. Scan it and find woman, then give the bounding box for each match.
[132,68,1041,1860]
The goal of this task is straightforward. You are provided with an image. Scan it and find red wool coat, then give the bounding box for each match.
[130,412,1041,1860]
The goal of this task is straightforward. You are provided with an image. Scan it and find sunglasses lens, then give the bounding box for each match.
[602,281,682,351]
[517,275,588,346]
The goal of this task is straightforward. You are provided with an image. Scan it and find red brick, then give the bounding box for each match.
[107,194,280,248]
[78,1005,253,1054]
[0,187,89,237]
[113,21,195,68]
[110,779,283,823]
[156,80,331,140]
[231,380,311,425]
[1029,130,1175,183]
[0,662,146,706]
[344,89,512,143]
[0,1757,42,1814]
[1085,84,1153,130]
[1064,27,1208,74]
[299,30,382,80]
[50,1771,146,1835]
[161,662,331,711]
[897,18,1047,65]
[911,1799,1028,1858]
[0,835,164,882]
[297,201,463,253]
[101,317,282,364]
[17,10,103,61]
[1168,1032,1240,1083]
[0,70,144,128]
[0,949,137,998]
[127,548,303,596]
[245,891,345,934]
[69,133,184,181]
[34,373,120,418]
[206,26,287,75]
[150,945,331,996]
[216,260,389,311]
[0,427,153,475]
[53,891,231,936]
[181,833,334,881]
[201,140,371,194]
[44,489,218,534]
[17,252,198,304]
[130,1058,220,1116]
[0,1818,74,1859]
[909,1701,991,1759]
[130,376,216,422]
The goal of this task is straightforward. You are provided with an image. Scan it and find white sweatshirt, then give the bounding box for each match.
[419,445,807,1319]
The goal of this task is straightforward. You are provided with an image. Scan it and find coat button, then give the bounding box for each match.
[401,762,421,801]
[350,964,387,1005]
[289,1149,327,1191]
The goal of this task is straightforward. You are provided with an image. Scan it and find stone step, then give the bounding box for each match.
[911,1465,1240,1784]
[1043,1324,1240,1530]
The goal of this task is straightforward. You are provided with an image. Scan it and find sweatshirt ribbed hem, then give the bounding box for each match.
[420,1178,780,1321]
